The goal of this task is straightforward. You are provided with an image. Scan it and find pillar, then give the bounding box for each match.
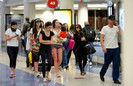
[24,0,35,20]
[0,1,5,45]
[78,3,88,28]
[123,0,133,85]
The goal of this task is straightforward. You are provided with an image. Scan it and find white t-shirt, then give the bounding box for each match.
[30,28,41,39]
[100,25,119,49]
[5,28,21,47]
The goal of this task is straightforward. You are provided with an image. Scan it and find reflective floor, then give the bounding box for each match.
[0,45,122,86]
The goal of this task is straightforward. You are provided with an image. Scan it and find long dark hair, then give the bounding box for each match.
[52,19,58,28]
[75,24,84,36]
[33,19,41,39]
[27,19,35,32]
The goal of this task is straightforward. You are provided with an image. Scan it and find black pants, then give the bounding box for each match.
[40,46,52,78]
[76,43,87,72]
[7,47,19,68]
[73,46,79,64]
[78,51,87,72]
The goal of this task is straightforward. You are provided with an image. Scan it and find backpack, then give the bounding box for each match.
[83,26,96,42]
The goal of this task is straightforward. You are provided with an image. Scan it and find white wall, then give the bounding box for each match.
[36,10,54,23]
[123,0,133,85]
[10,10,54,23]
[10,10,24,14]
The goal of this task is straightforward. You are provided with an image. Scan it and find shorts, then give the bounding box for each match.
[51,44,62,49]
[32,52,40,62]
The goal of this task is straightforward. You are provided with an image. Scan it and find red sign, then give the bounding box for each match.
[47,0,58,9]
[80,0,82,2]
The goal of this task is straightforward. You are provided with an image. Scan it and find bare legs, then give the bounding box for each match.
[52,48,62,77]
[34,62,39,72]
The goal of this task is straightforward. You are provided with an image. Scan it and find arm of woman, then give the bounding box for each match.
[30,33,33,51]
[6,35,17,41]
[68,31,74,39]
[18,35,21,41]
[39,34,53,45]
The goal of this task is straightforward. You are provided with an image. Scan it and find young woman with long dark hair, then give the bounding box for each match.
[74,24,87,76]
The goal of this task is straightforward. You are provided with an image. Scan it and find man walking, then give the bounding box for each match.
[100,15,122,84]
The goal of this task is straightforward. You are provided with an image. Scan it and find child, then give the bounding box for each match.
[56,25,67,43]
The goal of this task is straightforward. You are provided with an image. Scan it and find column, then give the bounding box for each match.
[59,0,74,24]
[115,1,119,20]
[24,0,35,20]
[123,0,133,85]
[0,1,5,46]
[78,3,88,27]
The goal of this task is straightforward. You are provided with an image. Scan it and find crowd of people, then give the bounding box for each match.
[5,15,122,84]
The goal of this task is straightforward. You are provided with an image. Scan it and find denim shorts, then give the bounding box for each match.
[51,44,62,49]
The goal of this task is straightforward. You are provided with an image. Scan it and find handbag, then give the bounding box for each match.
[84,44,96,54]
[32,29,41,53]
[32,40,40,53]
[68,39,75,50]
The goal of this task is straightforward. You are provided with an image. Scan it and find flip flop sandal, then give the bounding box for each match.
[9,74,14,78]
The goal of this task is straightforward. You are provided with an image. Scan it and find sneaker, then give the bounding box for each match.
[100,75,104,82]
[89,62,92,66]
[114,80,121,84]
[34,72,40,77]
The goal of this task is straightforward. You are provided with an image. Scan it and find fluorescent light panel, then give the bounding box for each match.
[87,4,107,8]
[35,4,47,8]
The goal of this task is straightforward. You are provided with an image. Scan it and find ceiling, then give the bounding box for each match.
[9,0,120,10]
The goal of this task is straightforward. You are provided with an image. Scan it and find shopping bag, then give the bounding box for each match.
[28,51,32,64]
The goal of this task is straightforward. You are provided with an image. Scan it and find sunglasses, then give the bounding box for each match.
[76,27,79,28]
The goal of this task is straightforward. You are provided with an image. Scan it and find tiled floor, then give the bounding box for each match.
[0,45,122,86]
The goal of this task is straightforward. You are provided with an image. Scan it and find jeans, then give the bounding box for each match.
[100,48,120,81]
[61,47,70,67]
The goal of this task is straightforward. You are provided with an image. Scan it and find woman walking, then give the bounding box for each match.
[52,19,64,77]
[74,24,87,75]
[39,21,54,83]
[30,18,42,77]
[5,21,21,78]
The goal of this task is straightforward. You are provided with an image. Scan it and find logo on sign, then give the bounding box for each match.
[107,1,113,7]
[47,0,58,9]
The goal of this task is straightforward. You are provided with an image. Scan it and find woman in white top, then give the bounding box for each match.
[52,19,63,77]
[5,21,21,78]
[30,18,42,77]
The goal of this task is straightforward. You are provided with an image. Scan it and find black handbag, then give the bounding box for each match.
[84,44,96,54]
